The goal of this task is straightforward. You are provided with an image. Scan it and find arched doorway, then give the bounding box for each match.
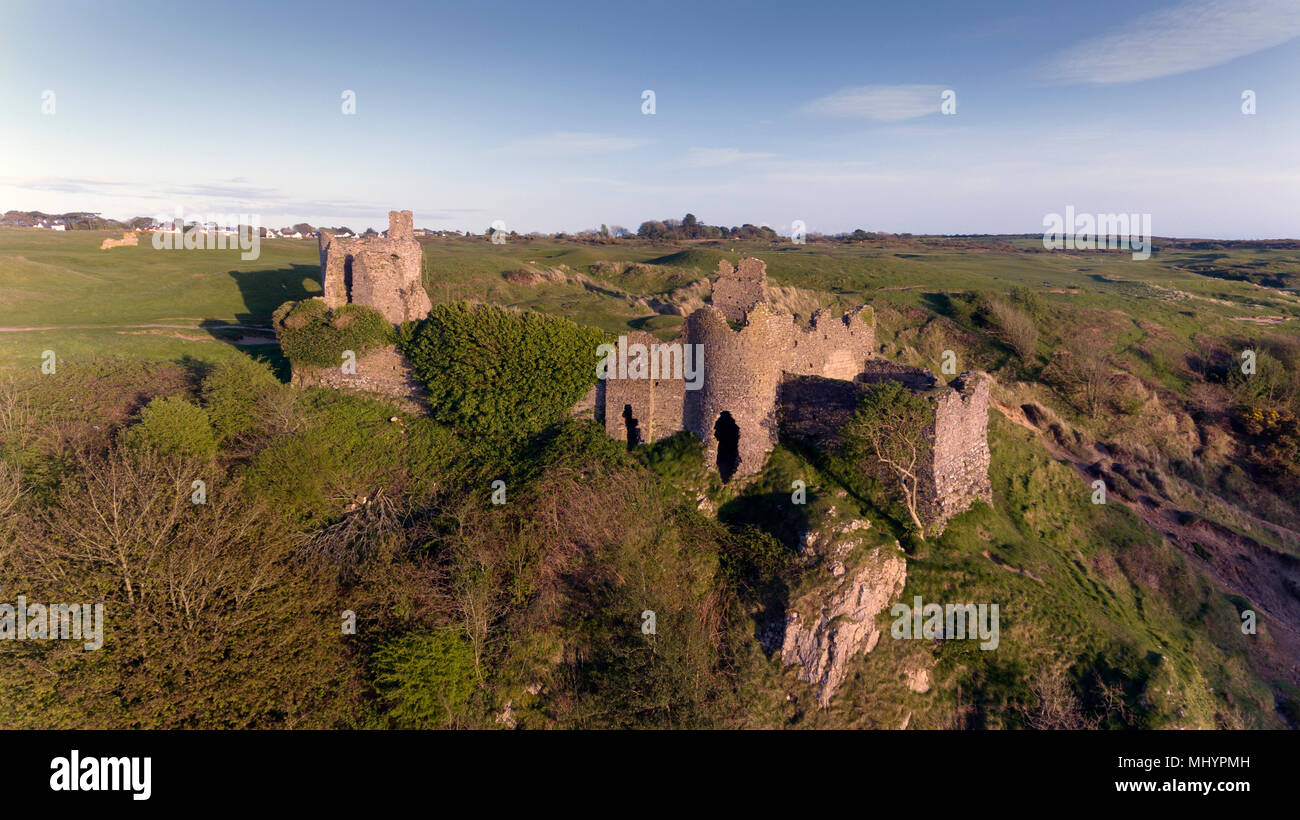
[714,411,740,482]
[622,404,641,450]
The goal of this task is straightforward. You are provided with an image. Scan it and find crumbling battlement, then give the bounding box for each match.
[603,330,687,447]
[787,306,876,380]
[600,257,885,483]
[683,303,792,480]
[929,372,993,525]
[710,258,768,323]
[319,210,430,324]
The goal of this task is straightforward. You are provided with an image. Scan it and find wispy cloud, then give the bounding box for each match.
[1047,0,1300,84]
[803,84,946,121]
[678,147,775,167]
[3,176,133,195]
[496,131,651,157]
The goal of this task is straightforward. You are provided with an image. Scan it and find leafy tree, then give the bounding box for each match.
[841,380,934,536]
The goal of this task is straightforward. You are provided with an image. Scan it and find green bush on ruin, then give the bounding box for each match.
[273,299,395,367]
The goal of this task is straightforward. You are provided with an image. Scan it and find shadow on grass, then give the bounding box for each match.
[226,264,321,327]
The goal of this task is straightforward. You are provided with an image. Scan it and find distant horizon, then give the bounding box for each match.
[3,205,1298,242]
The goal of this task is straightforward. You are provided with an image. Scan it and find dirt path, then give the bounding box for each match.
[0,322,279,346]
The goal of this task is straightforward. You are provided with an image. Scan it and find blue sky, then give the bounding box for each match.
[1,0,1297,236]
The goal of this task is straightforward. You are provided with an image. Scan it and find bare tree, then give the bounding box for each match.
[841,380,934,537]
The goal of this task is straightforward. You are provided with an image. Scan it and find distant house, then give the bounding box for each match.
[50,223,66,231]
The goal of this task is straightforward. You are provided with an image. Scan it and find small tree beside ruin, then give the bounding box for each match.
[841,380,934,538]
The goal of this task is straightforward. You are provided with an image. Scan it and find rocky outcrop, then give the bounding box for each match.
[779,519,907,706]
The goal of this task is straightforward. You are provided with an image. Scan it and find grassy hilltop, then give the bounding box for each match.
[1,227,1298,728]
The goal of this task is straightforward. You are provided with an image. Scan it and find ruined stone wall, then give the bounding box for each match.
[319,210,430,324]
[928,372,993,525]
[710,258,768,323]
[778,374,863,447]
[858,360,937,391]
[778,370,992,533]
[290,344,428,414]
[589,255,989,508]
[601,330,688,446]
[786,306,876,379]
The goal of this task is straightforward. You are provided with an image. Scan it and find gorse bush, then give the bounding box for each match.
[123,396,217,460]
[273,299,395,367]
[399,302,608,437]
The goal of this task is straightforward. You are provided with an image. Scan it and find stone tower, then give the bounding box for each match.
[318,210,431,324]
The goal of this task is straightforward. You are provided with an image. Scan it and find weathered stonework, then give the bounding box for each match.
[282,209,434,411]
[319,210,430,324]
[778,370,993,532]
[595,255,991,527]
[290,344,427,414]
[601,258,877,482]
[709,258,767,322]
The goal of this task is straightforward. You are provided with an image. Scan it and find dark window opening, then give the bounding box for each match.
[714,411,739,482]
[343,255,354,303]
[622,404,641,450]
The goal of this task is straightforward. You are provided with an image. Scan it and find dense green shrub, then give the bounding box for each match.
[200,354,285,442]
[372,630,477,728]
[273,299,395,367]
[123,396,217,460]
[398,302,608,437]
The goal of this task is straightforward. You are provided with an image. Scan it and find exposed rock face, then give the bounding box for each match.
[779,520,907,707]
[905,667,931,693]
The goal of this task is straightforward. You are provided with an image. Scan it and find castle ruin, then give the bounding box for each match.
[291,221,993,531]
[285,210,432,412]
[597,258,992,530]
[318,210,431,324]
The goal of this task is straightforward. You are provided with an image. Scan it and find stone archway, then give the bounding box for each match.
[622,404,641,450]
[714,411,740,482]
